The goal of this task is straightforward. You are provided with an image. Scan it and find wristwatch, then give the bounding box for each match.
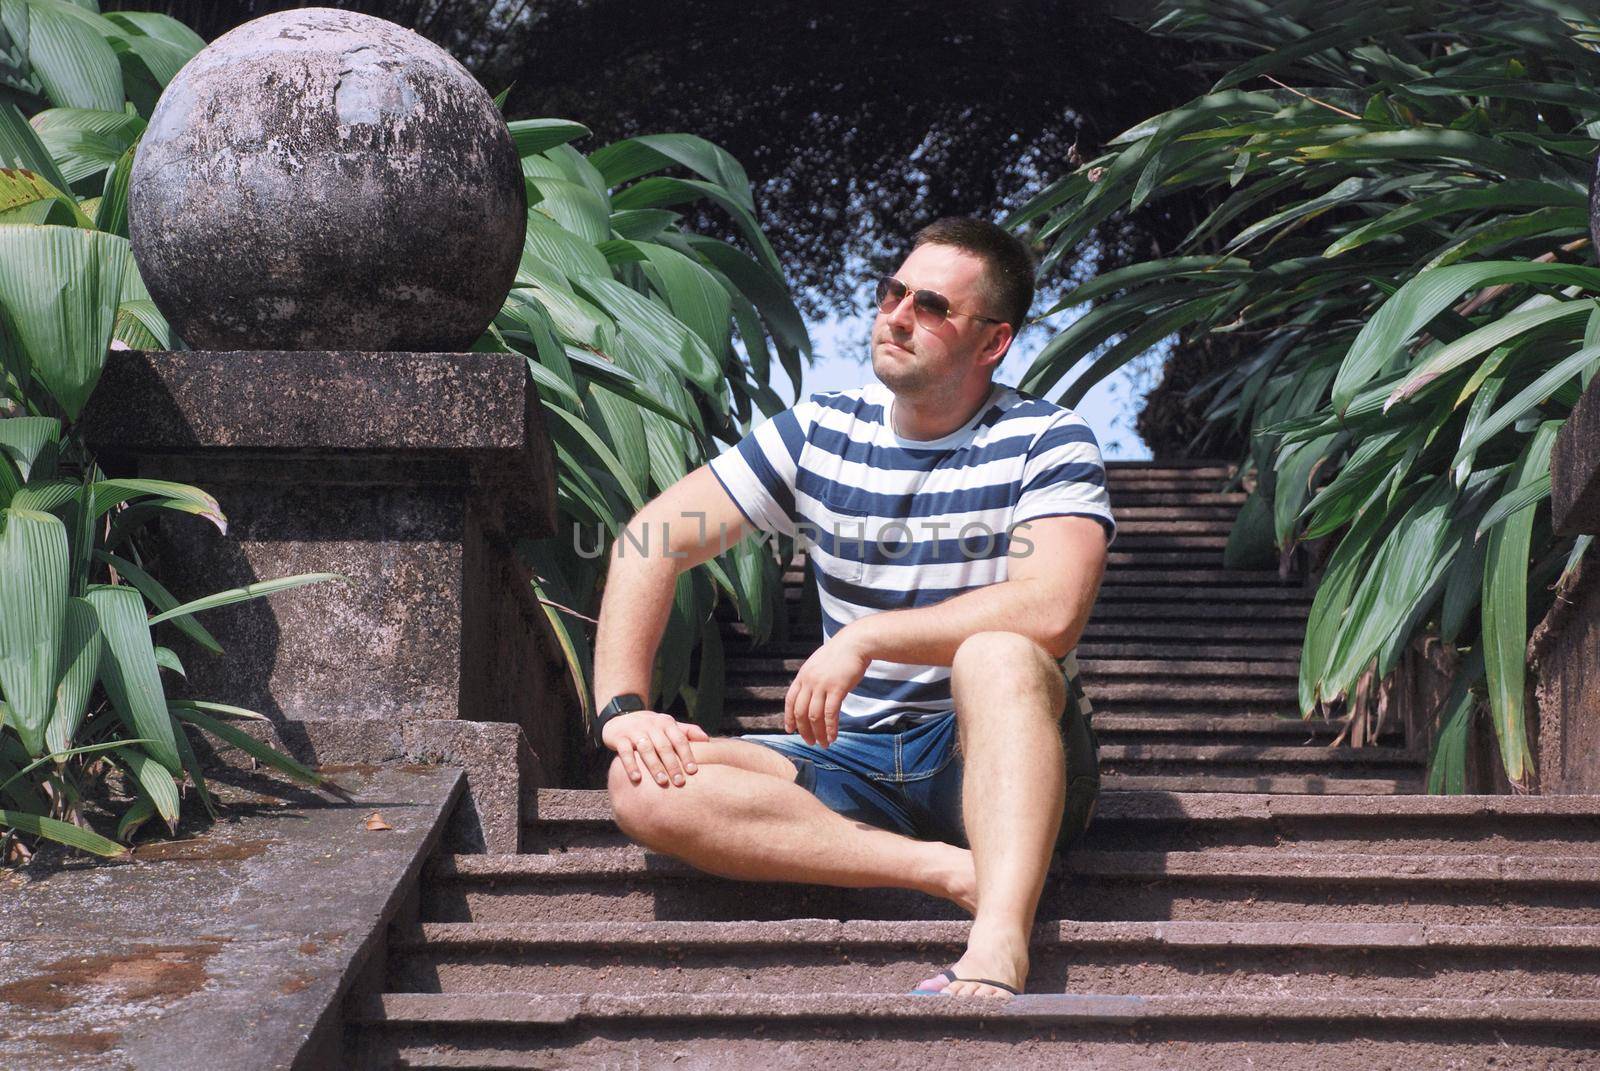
[591,691,647,749]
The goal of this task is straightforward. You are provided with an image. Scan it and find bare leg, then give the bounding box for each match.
[608,737,977,913]
[916,631,1066,998]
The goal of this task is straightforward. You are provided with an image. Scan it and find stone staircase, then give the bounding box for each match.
[345,460,1600,1067]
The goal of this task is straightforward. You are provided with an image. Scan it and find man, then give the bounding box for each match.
[590,217,1114,1000]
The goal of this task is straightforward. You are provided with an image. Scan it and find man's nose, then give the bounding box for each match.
[885,290,917,332]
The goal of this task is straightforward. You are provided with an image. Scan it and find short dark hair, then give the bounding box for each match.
[911,217,1037,335]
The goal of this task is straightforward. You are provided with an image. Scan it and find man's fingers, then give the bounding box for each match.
[684,722,711,743]
[618,740,642,783]
[635,739,670,786]
[666,727,700,775]
[792,684,815,743]
[651,729,686,784]
[806,690,828,747]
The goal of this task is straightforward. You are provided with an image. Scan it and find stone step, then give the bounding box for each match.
[716,712,1380,748]
[1106,491,1249,506]
[780,568,1301,588]
[725,657,1303,680]
[762,582,1313,604]
[723,640,1304,662]
[727,602,1313,626]
[1103,534,1232,550]
[1107,550,1237,567]
[520,790,1600,858]
[1083,520,1248,536]
[383,918,1600,1000]
[1102,505,1246,520]
[421,847,1600,926]
[1106,460,1238,473]
[1096,746,1422,783]
[726,619,1309,645]
[348,994,1600,1069]
[717,711,1372,739]
[1076,620,1307,641]
[723,680,1303,706]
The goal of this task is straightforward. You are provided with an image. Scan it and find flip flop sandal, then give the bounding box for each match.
[908,966,1020,997]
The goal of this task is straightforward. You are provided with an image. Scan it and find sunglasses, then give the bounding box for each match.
[873,275,1004,330]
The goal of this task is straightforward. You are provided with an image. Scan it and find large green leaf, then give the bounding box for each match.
[1454,344,1600,463]
[0,224,134,419]
[1480,421,1558,787]
[589,133,755,211]
[0,163,90,225]
[95,549,222,654]
[19,0,121,110]
[0,100,69,191]
[170,704,326,787]
[29,105,141,186]
[0,413,58,478]
[144,572,345,626]
[0,506,66,755]
[119,745,178,828]
[100,11,204,55]
[82,582,180,773]
[1333,262,1600,414]
[629,239,733,358]
[572,274,724,403]
[0,805,125,855]
[1386,300,1594,409]
[507,117,591,157]
[44,594,97,753]
[90,477,221,526]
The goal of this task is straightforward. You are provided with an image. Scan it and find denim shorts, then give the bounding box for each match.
[741,712,969,845]
[740,687,1100,852]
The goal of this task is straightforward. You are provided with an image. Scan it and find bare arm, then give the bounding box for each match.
[783,515,1108,745]
[592,463,756,786]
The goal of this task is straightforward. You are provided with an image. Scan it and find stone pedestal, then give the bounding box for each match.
[80,349,573,850]
[1532,374,1600,794]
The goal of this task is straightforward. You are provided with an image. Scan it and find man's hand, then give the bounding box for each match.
[603,710,710,788]
[784,627,872,747]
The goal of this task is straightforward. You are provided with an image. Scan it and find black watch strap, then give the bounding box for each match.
[592,692,647,748]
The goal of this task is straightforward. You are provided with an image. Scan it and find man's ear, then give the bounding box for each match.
[984,322,1015,365]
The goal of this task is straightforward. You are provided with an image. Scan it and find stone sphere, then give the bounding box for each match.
[128,8,526,353]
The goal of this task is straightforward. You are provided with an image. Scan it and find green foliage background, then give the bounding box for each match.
[1011,0,1600,790]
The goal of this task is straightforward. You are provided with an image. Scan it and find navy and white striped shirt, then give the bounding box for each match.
[709,379,1116,732]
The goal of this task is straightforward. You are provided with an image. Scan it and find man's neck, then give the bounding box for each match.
[890,382,994,441]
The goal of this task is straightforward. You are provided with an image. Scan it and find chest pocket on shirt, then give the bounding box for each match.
[818,505,867,583]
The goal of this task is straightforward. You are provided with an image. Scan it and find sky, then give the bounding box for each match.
[770,307,1156,461]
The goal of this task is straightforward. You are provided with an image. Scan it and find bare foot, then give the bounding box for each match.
[921,841,977,916]
[915,927,1029,999]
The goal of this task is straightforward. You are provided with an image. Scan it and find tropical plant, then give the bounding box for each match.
[496,120,813,744]
[1008,0,1600,791]
[1,2,337,858]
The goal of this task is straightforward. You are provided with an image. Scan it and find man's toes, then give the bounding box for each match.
[946,980,1013,999]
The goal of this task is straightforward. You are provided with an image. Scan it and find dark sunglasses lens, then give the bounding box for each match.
[875,276,906,310]
[912,290,949,324]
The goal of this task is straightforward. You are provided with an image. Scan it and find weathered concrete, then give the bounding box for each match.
[79,349,569,772]
[0,764,461,1071]
[350,992,1600,1070]
[1534,548,1600,793]
[201,716,537,853]
[128,8,524,352]
[1536,353,1600,791]
[1553,375,1600,535]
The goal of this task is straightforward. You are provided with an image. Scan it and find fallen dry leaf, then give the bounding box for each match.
[364,811,393,831]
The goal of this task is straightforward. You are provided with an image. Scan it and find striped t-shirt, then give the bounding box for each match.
[708,379,1116,732]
